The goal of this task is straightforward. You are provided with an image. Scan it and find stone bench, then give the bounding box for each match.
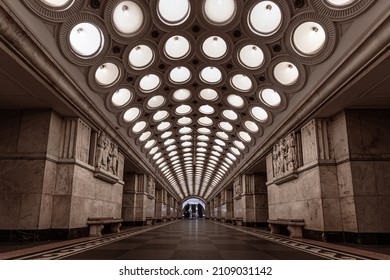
[267,218,305,238]
[232,217,243,226]
[146,217,157,225]
[87,217,123,237]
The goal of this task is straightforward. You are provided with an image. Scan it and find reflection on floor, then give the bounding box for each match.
[2,219,390,260]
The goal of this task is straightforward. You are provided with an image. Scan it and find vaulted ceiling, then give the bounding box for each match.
[1,0,388,202]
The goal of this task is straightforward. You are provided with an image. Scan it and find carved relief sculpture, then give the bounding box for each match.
[234,177,242,197]
[272,132,298,178]
[147,176,155,196]
[95,131,119,177]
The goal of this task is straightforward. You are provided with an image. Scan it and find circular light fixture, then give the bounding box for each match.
[177,116,192,125]
[222,109,238,121]
[239,131,252,142]
[198,127,211,134]
[200,67,222,84]
[251,106,268,122]
[326,0,357,6]
[40,0,71,7]
[128,45,154,70]
[219,122,233,132]
[157,0,191,26]
[227,94,244,108]
[293,22,326,56]
[161,131,173,139]
[132,121,147,133]
[175,104,192,115]
[111,88,132,107]
[248,1,282,36]
[95,63,120,87]
[157,122,171,131]
[145,139,156,149]
[202,36,228,59]
[203,0,236,25]
[199,88,219,101]
[244,120,259,133]
[199,105,215,115]
[273,62,299,86]
[139,74,161,92]
[147,95,165,109]
[69,22,103,58]
[230,146,240,156]
[260,88,281,107]
[139,131,152,142]
[149,146,159,155]
[112,1,144,35]
[234,140,246,150]
[238,44,265,69]
[169,66,191,84]
[198,135,210,141]
[153,110,169,121]
[164,35,190,60]
[173,88,192,101]
[123,107,141,122]
[198,116,213,126]
[231,74,253,92]
[179,126,192,134]
[216,131,229,140]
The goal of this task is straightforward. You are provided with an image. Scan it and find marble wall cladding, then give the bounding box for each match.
[346,109,390,156]
[301,120,318,165]
[47,112,62,158]
[233,197,244,219]
[331,113,349,160]
[0,110,20,153]
[17,110,51,153]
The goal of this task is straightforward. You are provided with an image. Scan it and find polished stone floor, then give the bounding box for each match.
[63,219,325,260]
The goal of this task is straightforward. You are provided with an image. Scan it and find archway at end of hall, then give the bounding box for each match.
[182,197,206,219]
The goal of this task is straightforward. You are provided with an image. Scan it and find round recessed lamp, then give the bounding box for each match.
[157,121,171,131]
[234,140,246,150]
[202,36,228,60]
[251,106,268,122]
[227,94,244,108]
[198,127,211,134]
[248,1,282,36]
[219,122,233,132]
[161,131,173,139]
[326,0,357,6]
[132,120,147,133]
[111,88,132,107]
[178,117,192,126]
[157,0,191,26]
[293,21,326,56]
[40,0,71,7]
[149,146,159,155]
[238,44,265,69]
[173,88,192,101]
[198,116,213,126]
[147,95,165,109]
[153,110,169,121]
[244,120,259,133]
[216,131,229,140]
[128,45,154,70]
[199,88,219,101]
[230,146,240,156]
[139,74,161,92]
[200,67,222,84]
[112,1,144,35]
[164,35,190,60]
[199,105,215,115]
[145,139,156,149]
[231,74,253,92]
[139,131,152,142]
[203,0,236,25]
[239,131,252,142]
[198,135,210,141]
[69,22,103,58]
[273,62,299,86]
[260,88,281,107]
[124,107,140,122]
[175,104,192,115]
[179,126,192,134]
[95,63,120,86]
[169,66,191,84]
[222,109,238,121]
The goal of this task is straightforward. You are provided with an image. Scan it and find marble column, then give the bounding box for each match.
[122,174,155,226]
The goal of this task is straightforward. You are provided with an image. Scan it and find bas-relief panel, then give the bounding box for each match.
[95,131,119,176]
[272,132,297,179]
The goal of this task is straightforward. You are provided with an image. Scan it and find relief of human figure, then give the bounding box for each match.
[287,133,296,171]
[147,176,154,196]
[234,178,242,196]
[109,142,119,175]
[96,131,109,170]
